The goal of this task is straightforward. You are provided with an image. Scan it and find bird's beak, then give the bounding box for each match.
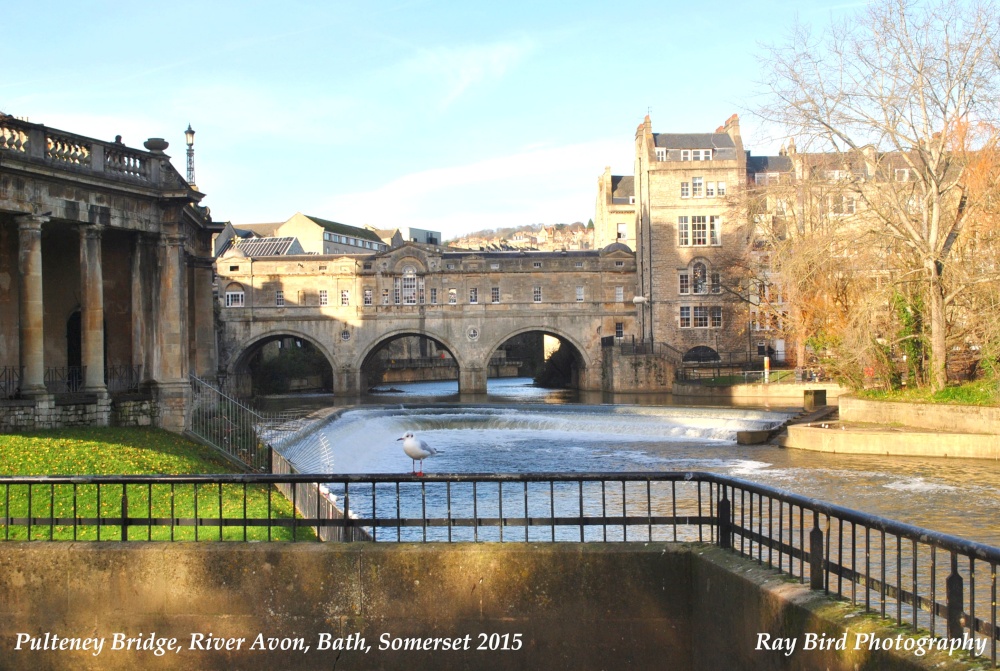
[396,437,403,441]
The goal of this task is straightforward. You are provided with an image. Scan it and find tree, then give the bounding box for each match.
[758,0,1000,390]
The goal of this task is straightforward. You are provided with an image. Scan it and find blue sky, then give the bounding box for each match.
[4,1,863,239]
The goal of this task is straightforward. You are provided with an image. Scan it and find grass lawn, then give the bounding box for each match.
[0,427,311,541]
[858,378,1000,406]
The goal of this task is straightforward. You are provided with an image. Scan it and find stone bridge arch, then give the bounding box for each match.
[482,325,598,391]
[353,327,469,394]
[225,330,337,396]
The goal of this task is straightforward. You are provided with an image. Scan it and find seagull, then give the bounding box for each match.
[397,431,440,476]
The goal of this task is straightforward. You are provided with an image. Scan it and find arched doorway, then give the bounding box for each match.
[683,345,720,363]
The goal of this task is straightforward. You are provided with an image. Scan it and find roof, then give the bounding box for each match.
[305,215,384,243]
[747,155,794,173]
[611,175,634,199]
[234,237,304,257]
[233,222,284,237]
[654,133,735,149]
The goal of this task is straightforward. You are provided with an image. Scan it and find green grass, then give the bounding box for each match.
[858,378,1000,406]
[0,427,312,541]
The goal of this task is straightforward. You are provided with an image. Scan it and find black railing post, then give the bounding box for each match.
[946,551,964,639]
[267,444,274,474]
[120,487,128,541]
[810,510,824,591]
[717,489,731,549]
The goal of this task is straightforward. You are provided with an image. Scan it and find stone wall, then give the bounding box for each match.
[0,543,966,671]
[673,381,846,403]
[601,348,674,392]
[839,396,1000,434]
[0,395,112,432]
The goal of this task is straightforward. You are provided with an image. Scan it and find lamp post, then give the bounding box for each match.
[632,295,647,345]
[184,124,196,186]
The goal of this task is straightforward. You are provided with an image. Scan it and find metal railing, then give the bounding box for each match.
[0,366,22,398]
[44,366,85,394]
[0,470,995,664]
[105,364,142,394]
[188,375,312,472]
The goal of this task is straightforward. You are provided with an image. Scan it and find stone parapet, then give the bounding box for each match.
[839,396,1000,434]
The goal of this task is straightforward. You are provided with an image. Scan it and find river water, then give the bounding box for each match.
[276,378,1000,547]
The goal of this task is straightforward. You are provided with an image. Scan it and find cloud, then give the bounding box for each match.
[395,37,535,108]
[319,138,632,239]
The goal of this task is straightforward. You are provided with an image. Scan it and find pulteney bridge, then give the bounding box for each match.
[215,242,646,394]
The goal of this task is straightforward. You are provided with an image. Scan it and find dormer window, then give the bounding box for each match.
[682,149,712,161]
[655,147,667,161]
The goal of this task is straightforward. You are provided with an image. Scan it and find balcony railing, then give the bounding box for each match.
[0,471,996,665]
[0,367,22,399]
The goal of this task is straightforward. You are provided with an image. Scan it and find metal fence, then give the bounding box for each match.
[0,366,21,398]
[188,375,313,472]
[0,470,996,664]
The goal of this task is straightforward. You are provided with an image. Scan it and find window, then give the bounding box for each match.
[710,216,721,245]
[340,290,350,306]
[755,173,779,186]
[711,272,721,294]
[692,262,707,294]
[363,289,372,306]
[691,216,707,245]
[681,150,691,161]
[693,149,711,161]
[825,170,847,180]
[491,263,500,270]
[575,286,584,302]
[680,306,691,328]
[382,289,390,305]
[575,261,583,268]
[225,284,245,308]
[533,286,542,303]
[692,177,704,197]
[679,273,690,294]
[615,286,624,302]
[830,194,856,215]
[533,262,542,269]
[677,216,690,246]
[617,223,628,240]
[706,182,715,197]
[895,168,910,182]
[655,147,667,161]
[401,266,417,304]
[430,288,437,304]
[275,290,284,307]
[319,290,328,306]
[693,306,709,328]
[615,260,624,267]
[448,288,457,304]
[469,288,478,304]
[710,307,723,328]
[718,181,727,196]
[229,265,240,272]
[615,322,624,338]
[680,182,690,198]
[491,287,500,304]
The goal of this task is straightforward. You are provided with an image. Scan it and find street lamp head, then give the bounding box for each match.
[184,124,195,147]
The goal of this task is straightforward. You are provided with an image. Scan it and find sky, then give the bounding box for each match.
[3,1,866,240]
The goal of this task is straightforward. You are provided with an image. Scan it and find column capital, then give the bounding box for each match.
[81,223,105,240]
[16,213,50,231]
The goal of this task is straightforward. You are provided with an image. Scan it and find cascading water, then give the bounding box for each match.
[275,379,1000,546]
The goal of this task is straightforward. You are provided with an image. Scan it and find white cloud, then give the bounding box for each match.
[320,138,633,239]
[395,37,535,108]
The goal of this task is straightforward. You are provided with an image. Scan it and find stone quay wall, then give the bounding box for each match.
[0,543,967,671]
[839,396,1000,434]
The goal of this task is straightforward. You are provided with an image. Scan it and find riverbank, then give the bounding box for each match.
[776,396,1000,461]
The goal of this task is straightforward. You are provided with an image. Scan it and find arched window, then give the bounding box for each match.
[225,282,245,308]
[692,262,707,294]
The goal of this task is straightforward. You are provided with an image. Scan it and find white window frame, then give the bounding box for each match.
[655,147,667,161]
[575,286,584,302]
[430,287,438,304]
[615,286,624,302]
[275,290,284,307]
[491,286,500,304]
[533,286,542,303]
[677,216,690,246]
[691,216,708,246]
[692,177,704,197]
[340,289,350,306]
[469,287,478,304]
[448,288,457,304]
[363,289,372,306]
[680,306,691,328]
[679,273,690,295]
[681,149,691,161]
[706,182,715,197]
[718,181,727,196]
[225,291,244,308]
[319,290,328,306]
[680,182,690,198]
[710,307,723,328]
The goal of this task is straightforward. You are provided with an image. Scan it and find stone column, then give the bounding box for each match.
[154,229,191,432]
[189,258,217,380]
[458,367,487,394]
[156,231,188,382]
[80,225,107,392]
[16,214,48,396]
